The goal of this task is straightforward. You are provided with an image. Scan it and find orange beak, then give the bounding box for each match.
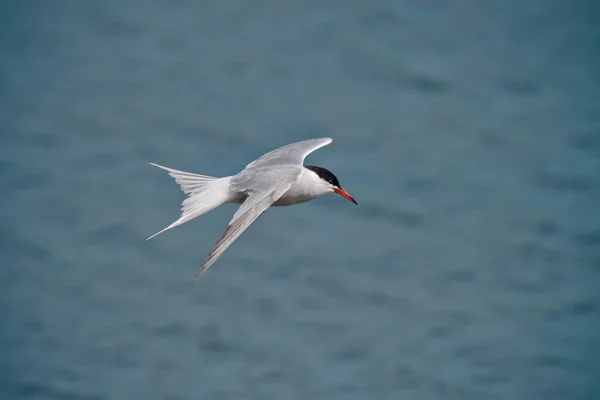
[334,188,358,205]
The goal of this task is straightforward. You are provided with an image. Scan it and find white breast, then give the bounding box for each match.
[272,168,331,206]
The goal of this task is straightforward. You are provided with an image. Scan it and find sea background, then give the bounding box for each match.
[1,1,599,399]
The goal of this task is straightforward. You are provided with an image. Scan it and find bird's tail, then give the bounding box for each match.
[147,163,230,240]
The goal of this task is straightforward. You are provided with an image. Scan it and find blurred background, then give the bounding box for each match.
[1,1,599,399]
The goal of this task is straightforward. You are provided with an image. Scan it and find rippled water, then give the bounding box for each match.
[1,1,599,399]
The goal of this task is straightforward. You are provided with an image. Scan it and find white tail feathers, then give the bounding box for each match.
[149,163,218,195]
[147,163,229,240]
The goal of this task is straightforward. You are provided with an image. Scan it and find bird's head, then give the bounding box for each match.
[305,165,358,205]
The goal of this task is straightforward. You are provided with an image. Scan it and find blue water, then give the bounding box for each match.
[1,1,599,399]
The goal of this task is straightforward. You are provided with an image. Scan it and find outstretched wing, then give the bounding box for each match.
[193,171,299,281]
[244,137,332,170]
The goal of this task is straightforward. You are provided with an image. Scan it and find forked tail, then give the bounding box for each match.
[147,163,229,240]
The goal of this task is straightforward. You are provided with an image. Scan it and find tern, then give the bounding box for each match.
[147,137,357,281]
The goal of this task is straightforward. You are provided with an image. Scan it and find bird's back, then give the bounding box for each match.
[231,164,304,194]
[230,138,332,193]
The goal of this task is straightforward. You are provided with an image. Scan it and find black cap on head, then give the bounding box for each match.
[305,165,341,187]
[306,165,357,205]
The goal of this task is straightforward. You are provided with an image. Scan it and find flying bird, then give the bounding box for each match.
[147,137,357,281]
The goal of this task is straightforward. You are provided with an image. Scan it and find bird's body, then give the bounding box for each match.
[148,137,357,281]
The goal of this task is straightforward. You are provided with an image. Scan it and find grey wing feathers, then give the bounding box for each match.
[230,164,302,194]
[244,137,332,170]
[192,175,298,281]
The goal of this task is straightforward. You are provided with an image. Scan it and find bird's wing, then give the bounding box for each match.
[243,137,332,170]
[193,171,299,281]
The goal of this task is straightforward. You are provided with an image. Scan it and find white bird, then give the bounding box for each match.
[147,137,357,281]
